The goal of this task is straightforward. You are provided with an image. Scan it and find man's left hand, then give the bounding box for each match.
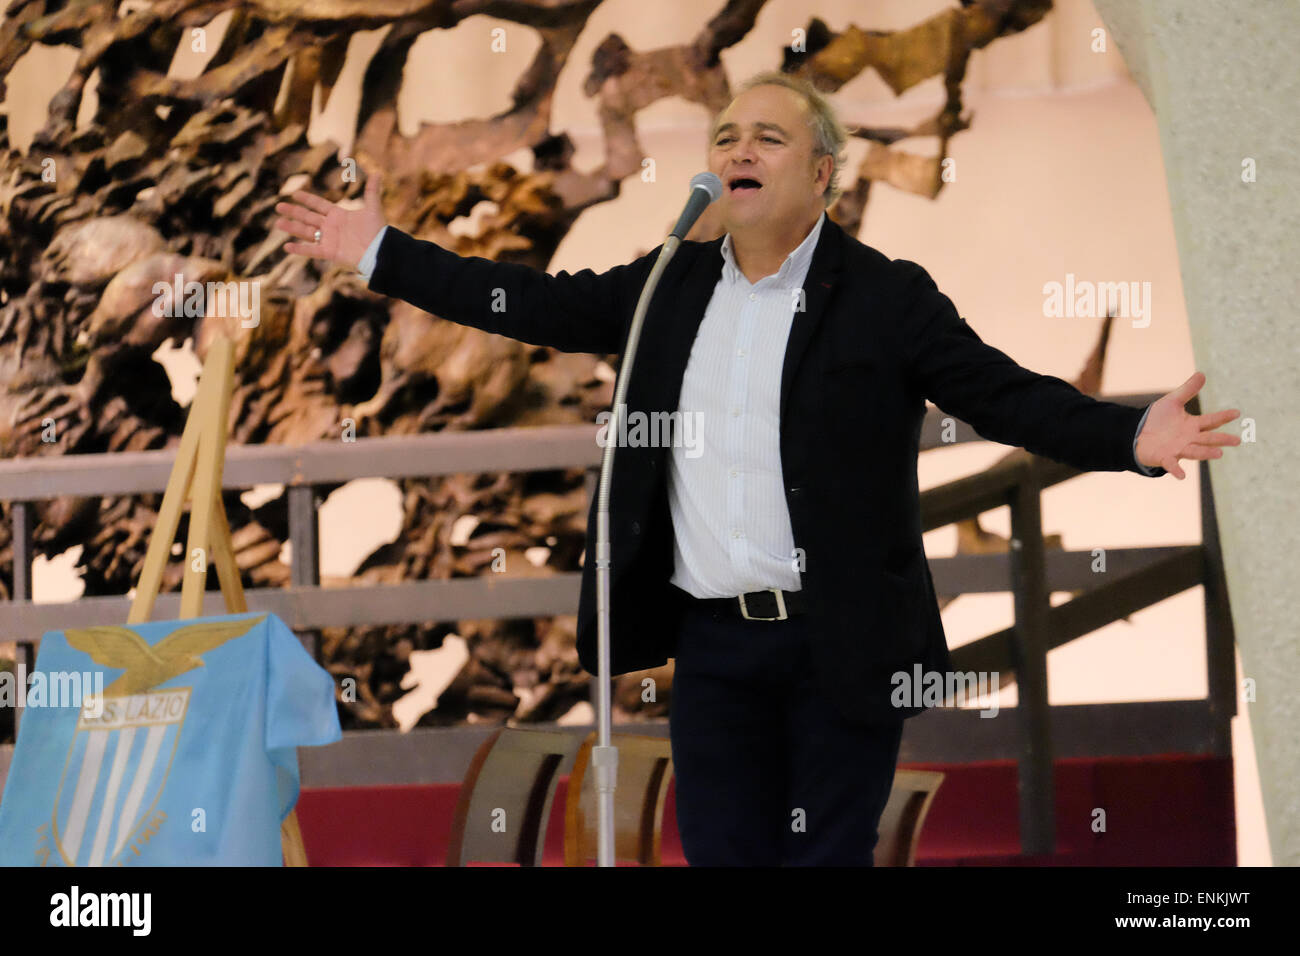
[1136,371,1241,479]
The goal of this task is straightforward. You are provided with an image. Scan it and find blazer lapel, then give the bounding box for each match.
[780,213,845,423]
[633,214,844,422]
[635,236,726,413]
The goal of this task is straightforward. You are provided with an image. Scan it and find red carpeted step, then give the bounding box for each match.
[295,754,1233,866]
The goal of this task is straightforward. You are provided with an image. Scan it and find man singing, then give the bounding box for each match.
[276,71,1240,866]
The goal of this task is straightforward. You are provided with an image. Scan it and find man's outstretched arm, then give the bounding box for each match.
[898,261,1240,476]
[275,171,654,355]
[362,224,659,355]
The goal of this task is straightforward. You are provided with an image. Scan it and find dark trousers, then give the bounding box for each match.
[668,599,904,866]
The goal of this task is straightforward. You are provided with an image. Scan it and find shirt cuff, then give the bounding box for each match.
[1132,403,1164,476]
[357,225,389,281]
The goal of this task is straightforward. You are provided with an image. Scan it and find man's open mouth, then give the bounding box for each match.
[728,177,763,194]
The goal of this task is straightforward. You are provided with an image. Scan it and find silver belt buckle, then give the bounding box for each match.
[739,588,787,621]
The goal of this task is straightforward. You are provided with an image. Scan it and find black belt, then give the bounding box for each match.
[686,586,807,621]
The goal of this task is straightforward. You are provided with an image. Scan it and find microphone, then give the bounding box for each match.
[590,167,721,865]
[669,172,724,241]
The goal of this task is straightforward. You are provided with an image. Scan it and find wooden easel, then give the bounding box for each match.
[126,334,309,866]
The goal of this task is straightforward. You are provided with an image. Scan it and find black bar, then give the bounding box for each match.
[11,500,32,602]
[1008,461,1054,855]
[288,484,321,660]
[1199,459,1237,757]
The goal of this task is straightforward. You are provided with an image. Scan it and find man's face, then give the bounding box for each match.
[708,84,829,234]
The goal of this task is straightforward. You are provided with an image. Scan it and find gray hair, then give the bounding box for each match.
[717,71,849,208]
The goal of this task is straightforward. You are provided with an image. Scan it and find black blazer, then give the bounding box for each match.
[368,215,1156,724]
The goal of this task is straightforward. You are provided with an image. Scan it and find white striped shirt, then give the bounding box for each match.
[668,211,826,598]
[360,213,831,597]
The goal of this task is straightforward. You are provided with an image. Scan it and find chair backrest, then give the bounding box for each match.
[564,732,674,866]
[446,727,585,866]
[875,768,944,867]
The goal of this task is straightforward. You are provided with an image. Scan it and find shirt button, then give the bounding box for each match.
[731,529,743,539]
[749,293,756,301]
[730,407,740,417]
[736,348,746,357]
[729,469,738,477]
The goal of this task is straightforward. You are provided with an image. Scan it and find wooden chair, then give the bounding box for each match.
[564,732,674,866]
[874,769,944,866]
[445,727,584,866]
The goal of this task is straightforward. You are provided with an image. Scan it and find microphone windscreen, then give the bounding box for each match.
[670,172,724,239]
[690,171,723,202]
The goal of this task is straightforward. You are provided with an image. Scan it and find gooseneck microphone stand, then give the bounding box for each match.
[592,172,723,866]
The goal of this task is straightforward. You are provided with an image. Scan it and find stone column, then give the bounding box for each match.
[1094,0,1300,866]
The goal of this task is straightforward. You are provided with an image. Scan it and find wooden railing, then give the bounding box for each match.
[916,393,1235,852]
[0,392,1235,855]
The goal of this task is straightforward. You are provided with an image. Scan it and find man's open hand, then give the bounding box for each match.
[1135,371,1241,479]
[274,169,385,270]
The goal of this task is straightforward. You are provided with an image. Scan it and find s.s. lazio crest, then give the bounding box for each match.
[39,615,266,867]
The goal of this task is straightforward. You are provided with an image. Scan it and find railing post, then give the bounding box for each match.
[1008,462,1055,856]
[1199,458,1236,757]
[288,484,321,661]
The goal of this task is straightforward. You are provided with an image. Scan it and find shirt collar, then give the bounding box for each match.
[720,209,826,287]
